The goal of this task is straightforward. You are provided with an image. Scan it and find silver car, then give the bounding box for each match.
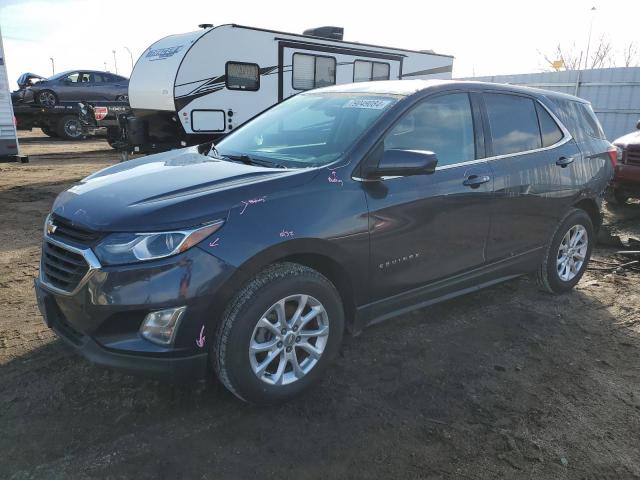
[19,70,129,106]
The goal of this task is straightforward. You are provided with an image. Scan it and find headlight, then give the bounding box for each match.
[94,220,224,265]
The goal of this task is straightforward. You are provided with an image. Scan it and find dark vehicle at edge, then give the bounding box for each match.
[34,80,615,404]
[14,70,129,107]
[611,120,640,203]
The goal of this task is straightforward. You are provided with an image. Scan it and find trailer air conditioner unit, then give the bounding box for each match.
[302,26,344,41]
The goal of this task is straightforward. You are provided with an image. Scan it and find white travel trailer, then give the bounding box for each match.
[123,24,454,153]
[0,26,21,161]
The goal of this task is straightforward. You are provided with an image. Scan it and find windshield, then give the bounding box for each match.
[216,92,400,168]
[47,71,74,81]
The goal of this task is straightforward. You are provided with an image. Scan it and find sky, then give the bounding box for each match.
[1,0,639,90]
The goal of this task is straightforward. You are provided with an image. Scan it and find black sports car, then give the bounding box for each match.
[13,70,129,106]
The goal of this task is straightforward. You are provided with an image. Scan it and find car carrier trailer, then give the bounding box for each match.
[110,23,454,155]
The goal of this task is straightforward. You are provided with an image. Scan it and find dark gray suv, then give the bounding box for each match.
[35,80,615,404]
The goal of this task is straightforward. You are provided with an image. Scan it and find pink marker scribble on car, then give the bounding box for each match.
[196,326,206,348]
[209,237,220,247]
[328,171,344,186]
[279,229,294,238]
[240,196,266,215]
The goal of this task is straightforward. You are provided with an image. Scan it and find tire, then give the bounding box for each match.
[213,262,344,404]
[40,125,58,138]
[106,127,119,149]
[37,90,58,107]
[56,115,84,140]
[537,208,594,294]
[612,188,629,205]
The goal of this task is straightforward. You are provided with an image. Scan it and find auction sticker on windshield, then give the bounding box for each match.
[343,99,392,109]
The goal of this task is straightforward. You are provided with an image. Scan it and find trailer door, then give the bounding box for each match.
[278,42,403,101]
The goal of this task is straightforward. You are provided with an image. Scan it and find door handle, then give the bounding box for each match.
[556,156,575,168]
[463,174,491,188]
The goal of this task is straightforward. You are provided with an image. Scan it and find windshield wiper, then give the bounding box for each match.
[224,154,287,169]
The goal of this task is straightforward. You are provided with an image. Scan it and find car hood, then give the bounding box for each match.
[52,147,314,232]
[17,72,46,89]
[614,130,640,148]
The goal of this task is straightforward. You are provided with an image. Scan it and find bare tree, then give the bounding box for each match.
[589,35,614,69]
[540,36,619,71]
[540,44,582,71]
[623,42,638,67]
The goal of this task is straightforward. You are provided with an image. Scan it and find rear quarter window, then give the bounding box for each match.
[551,99,605,142]
[535,103,564,147]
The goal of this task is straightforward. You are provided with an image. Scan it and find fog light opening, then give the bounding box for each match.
[140,306,186,346]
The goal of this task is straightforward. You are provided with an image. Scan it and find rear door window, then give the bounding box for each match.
[535,103,564,147]
[484,93,541,155]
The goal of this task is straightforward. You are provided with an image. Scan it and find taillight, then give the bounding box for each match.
[607,146,618,168]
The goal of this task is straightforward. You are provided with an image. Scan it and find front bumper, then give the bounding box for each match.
[35,244,238,381]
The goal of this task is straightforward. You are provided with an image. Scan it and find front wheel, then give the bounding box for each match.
[213,263,344,404]
[537,209,594,294]
[37,90,58,107]
[40,125,58,138]
[56,115,84,140]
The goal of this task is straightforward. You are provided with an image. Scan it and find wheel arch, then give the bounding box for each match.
[572,197,602,232]
[205,239,362,335]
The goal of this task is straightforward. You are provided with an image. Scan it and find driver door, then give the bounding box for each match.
[363,92,494,300]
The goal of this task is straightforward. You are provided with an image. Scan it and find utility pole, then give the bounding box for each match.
[112,50,118,74]
[124,46,134,71]
[584,6,597,70]
[49,57,54,75]
[104,61,107,71]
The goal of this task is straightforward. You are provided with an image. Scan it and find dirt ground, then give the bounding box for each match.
[1,130,639,479]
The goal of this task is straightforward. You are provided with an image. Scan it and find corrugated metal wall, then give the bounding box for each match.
[462,67,640,142]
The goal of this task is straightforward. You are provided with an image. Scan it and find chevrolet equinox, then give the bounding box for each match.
[35,80,615,403]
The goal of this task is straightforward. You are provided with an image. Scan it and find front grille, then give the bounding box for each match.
[626,146,640,166]
[42,241,90,293]
[50,215,102,245]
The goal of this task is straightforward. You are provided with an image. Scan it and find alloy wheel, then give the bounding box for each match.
[249,294,329,386]
[556,224,588,281]
[39,91,56,106]
[63,119,82,139]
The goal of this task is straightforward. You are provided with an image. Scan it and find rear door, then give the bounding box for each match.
[482,92,582,262]
[364,92,494,300]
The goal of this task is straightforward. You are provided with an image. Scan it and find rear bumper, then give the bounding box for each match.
[613,163,640,185]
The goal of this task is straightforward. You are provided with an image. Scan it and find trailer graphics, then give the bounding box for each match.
[118,24,454,154]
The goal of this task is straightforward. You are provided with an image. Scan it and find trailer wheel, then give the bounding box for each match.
[37,90,58,107]
[57,115,84,140]
[40,125,59,138]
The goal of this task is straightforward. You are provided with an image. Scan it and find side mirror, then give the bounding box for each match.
[636,119,640,130]
[369,149,438,178]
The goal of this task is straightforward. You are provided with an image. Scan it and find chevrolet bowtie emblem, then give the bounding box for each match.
[46,221,57,235]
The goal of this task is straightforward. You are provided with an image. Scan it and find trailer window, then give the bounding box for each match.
[292,53,336,90]
[226,62,260,91]
[354,60,390,82]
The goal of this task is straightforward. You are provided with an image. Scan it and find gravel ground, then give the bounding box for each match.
[1,131,639,479]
